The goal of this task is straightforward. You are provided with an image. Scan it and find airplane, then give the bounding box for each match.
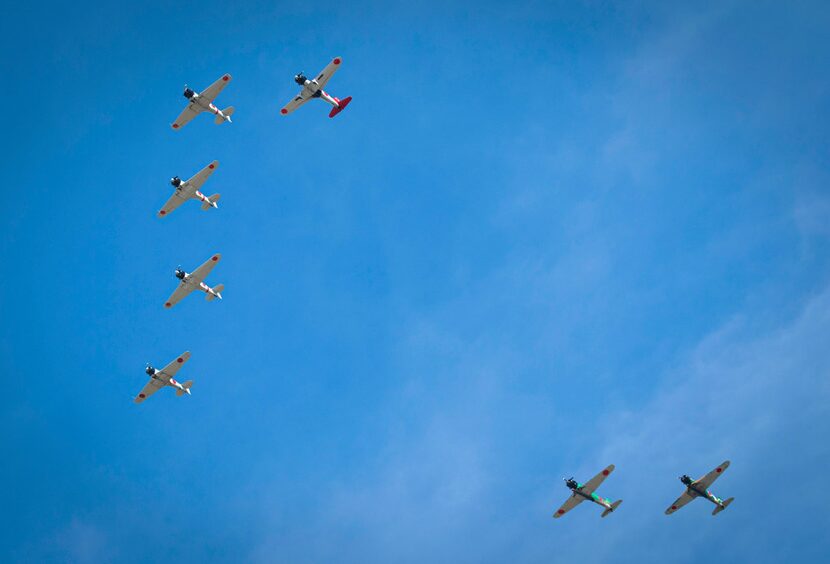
[134,351,194,404]
[171,73,234,129]
[280,57,352,118]
[164,254,224,309]
[553,464,623,519]
[157,160,221,217]
[665,460,734,516]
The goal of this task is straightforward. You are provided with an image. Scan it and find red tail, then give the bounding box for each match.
[328,96,352,118]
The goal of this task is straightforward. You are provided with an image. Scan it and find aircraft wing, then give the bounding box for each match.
[696,460,730,490]
[164,282,196,309]
[189,254,221,284]
[314,56,342,89]
[581,464,615,495]
[553,494,584,518]
[157,190,189,217]
[171,104,201,130]
[665,491,696,515]
[200,74,232,103]
[186,161,219,191]
[159,351,191,380]
[280,92,312,115]
[134,377,166,404]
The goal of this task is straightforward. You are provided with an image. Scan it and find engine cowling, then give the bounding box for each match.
[145,366,155,375]
[183,87,195,99]
[175,269,186,280]
[294,73,307,85]
[170,176,182,188]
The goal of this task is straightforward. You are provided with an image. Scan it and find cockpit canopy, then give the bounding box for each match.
[680,475,693,486]
[294,72,307,85]
[170,176,182,187]
[145,365,155,375]
[183,87,195,99]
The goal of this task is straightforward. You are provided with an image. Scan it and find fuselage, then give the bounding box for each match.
[176,271,218,297]
[685,481,725,507]
[171,178,215,208]
[297,78,339,107]
[183,89,230,120]
[148,368,188,393]
[570,484,613,510]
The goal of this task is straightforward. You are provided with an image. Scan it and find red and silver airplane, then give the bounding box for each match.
[164,254,224,309]
[665,460,735,516]
[157,160,220,217]
[171,74,234,129]
[280,57,352,118]
[134,352,194,404]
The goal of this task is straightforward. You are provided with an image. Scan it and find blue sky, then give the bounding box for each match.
[2,1,830,562]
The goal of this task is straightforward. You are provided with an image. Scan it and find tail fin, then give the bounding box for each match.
[712,497,734,516]
[206,284,224,301]
[601,500,623,518]
[328,96,352,118]
[201,193,221,210]
[176,380,193,396]
[215,106,234,124]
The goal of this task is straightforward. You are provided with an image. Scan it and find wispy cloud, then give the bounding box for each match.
[558,284,830,563]
[13,518,114,564]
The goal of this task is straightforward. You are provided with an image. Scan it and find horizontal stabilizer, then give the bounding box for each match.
[201,193,220,210]
[176,380,193,396]
[712,497,734,516]
[215,106,234,124]
[601,500,623,518]
[206,284,224,301]
[328,96,352,118]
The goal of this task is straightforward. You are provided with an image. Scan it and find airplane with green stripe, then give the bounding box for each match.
[553,464,623,519]
[665,460,734,516]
